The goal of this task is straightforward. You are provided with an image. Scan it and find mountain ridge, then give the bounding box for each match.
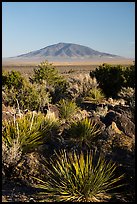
[3,42,133,66]
[13,42,120,59]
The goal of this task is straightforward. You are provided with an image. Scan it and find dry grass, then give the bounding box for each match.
[2,136,22,169]
[2,59,133,79]
[2,58,133,66]
[2,64,97,78]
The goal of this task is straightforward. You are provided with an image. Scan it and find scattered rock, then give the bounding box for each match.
[113,112,135,138]
[102,110,119,127]
[2,95,135,202]
[43,104,59,118]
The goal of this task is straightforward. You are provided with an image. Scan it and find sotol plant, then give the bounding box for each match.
[3,111,59,154]
[57,99,79,121]
[66,118,101,147]
[84,87,105,103]
[32,150,124,202]
[2,111,59,176]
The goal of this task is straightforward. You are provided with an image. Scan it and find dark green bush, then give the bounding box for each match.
[90,63,135,98]
[30,61,66,86]
[2,70,24,90]
[50,80,70,103]
[123,64,135,88]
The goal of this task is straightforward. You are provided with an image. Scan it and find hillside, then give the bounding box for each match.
[3,42,133,66]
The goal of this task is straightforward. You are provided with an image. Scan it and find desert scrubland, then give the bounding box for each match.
[2,60,135,202]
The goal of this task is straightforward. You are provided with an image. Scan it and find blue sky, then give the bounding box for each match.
[2,2,135,58]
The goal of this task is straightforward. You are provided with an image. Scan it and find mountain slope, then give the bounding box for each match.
[3,42,132,66]
[15,42,119,59]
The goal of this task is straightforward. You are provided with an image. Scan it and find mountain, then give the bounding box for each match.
[15,42,119,59]
[3,42,132,65]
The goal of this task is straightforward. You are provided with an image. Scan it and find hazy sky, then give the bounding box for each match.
[2,2,135,58]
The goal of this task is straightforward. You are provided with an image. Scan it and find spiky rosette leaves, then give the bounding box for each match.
[66,118,101,147]
[33,150,124,202]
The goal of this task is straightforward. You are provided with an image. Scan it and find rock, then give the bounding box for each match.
[72,109,90,121]
[90,115,106,132]
[113,105,134,122]
[108,97,113,104]
[43,104,59,118]
[102,110,119,127]
[2,104,16,121]
[80,101,97,112]
[96,123,135,166]
[2,196,8,202]
[113,113,135,138]
[102,109,135,138]
[111,121,122,134]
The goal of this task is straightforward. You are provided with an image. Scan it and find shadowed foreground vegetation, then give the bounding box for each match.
[2,61,135,202]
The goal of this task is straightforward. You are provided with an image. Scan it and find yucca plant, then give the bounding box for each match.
[66,118,101,147]
[57,99,79,121]
[32,150,124,202]
[84,87,105,103]
[2,111,59,178]
[2,111,59,154]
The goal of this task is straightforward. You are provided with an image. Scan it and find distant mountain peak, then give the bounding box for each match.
[15,42,119,59]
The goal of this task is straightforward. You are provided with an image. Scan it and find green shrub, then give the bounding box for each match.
[90,64,128,98]
[33,150,124,202]
[30,61,69,103]
[2,70,24,90]
[123,64,135,88]
[50,80,70,104]
[3,80,51,111]
[18,82,51,111]
[2,86,18,107]
[66,118,101,147]
[67,74,99,102]
[30,61,66,86]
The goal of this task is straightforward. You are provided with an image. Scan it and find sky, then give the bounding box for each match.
[2,2,135,58]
